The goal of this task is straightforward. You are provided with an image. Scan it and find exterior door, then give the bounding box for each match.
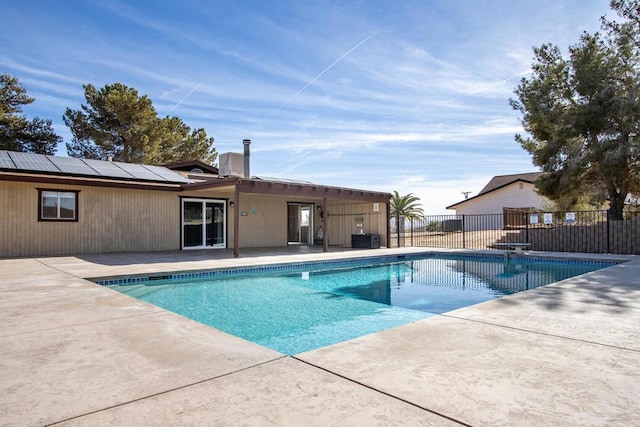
[287,203,313,244]
[182,198,226,249]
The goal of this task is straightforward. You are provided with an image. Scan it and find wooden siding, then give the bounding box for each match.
[178,191,313,248]
[1,181,389,257]
[325,202,387,247]
[231,196,388,248]
[237,194,288,247]
[0,181,180,257]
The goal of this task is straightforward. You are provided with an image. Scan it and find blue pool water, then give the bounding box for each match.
[104,254,611,355]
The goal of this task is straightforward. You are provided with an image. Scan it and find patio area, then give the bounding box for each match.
[1,247,639,425]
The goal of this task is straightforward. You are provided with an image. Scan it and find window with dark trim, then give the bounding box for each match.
[37,189,79,221]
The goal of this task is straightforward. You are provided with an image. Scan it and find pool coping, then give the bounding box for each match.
[89,248,628,285]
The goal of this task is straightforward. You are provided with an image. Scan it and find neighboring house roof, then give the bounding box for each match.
[447,172,543,210]
[477,172,543,196]
[163,159,219,175]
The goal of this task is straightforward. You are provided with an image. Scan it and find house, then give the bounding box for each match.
[447,172,548,215]
[0,141,390,258]
[446,172,550,230]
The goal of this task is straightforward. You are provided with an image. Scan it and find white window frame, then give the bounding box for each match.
[181,198,227,250]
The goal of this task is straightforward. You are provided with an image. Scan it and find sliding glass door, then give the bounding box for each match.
[182,198,226,249]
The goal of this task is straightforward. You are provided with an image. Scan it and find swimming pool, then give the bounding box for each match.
[103,254,612,355]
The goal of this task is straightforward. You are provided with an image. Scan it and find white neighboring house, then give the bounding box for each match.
[446,172,550,230]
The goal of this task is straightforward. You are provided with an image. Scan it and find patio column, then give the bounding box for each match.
[386,200,391,249]
[233,187,240,257]
[322,197,328,252]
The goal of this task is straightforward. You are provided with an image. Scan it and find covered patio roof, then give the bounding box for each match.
[182,176,392,257]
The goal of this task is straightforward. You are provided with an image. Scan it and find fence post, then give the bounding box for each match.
[462,215,466,249]
[410,217,414,246]
[525,212,529,245]
[606,210,610,254]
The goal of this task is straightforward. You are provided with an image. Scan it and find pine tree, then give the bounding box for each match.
[0,74,60,154]
[64,83,216,164]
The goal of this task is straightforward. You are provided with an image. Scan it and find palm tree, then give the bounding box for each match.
[390,191,424,238]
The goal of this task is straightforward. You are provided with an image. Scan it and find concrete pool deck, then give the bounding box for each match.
[1,247,639,426]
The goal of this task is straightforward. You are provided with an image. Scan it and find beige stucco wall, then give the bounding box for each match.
[0,181,180,258]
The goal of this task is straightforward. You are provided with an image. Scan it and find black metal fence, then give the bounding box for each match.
[390,210,640,255]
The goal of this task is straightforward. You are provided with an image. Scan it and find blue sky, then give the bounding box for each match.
[1,0,613,213]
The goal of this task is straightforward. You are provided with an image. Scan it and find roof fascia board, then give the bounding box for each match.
[235,179,390,203]
[184,178,390,203]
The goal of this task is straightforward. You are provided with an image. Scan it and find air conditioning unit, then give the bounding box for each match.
[219,152,244,177]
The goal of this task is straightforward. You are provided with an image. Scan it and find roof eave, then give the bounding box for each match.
[0,171,183,191]
[183,177,390,203]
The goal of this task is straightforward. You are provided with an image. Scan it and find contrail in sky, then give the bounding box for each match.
[274,36,371,114]
[170,83,201,112]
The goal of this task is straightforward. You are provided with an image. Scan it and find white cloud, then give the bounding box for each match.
[0,0,607,207]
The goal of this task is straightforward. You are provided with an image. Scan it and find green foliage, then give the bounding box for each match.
[64,83,216,164]
[510,0,640,220]
[424,221,442,232]
[390,191,424,235]
[64,83,157,162]
[610,0,640,25]
[0,74,33,116]
[156,116,217,165]
[0,74,61,154]
[390,191,424,218]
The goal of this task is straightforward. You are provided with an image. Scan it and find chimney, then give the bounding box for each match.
[243,139,251,179]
